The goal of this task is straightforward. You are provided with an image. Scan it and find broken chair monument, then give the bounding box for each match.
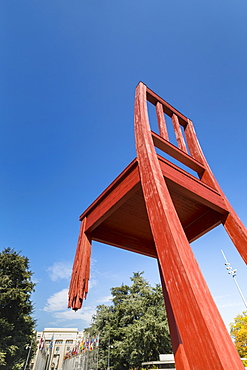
[68,82,247,369]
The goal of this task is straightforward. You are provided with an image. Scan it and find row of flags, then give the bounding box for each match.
[37,333,99,362]
[64,335,100,360]
[38,334,54,353]
[38,338,47,354]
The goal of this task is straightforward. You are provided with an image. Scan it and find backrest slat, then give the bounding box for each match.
[156,102,169,141]
[145,84,207,178]
[172,114,188,154]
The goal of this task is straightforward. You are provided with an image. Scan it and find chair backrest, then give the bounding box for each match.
[143,84,218,189]
[134,82,247,369]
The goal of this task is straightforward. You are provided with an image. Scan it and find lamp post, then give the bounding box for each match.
[221,250,247,309]
[107,334,110,370]
[45,334,54,370]
[23,338,33,370]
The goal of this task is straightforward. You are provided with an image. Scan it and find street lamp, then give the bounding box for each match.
[107,333,113,370]
[107,335,110,370]
[221,250,247,310]
[23,339,33,370]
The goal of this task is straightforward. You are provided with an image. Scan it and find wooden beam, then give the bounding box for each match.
[184,210,221,242]
[135,81,244,369]
[172,114,188,153]
[146,85,188,127]
[185,119,247,263]
[159,262,190,370]
[156,102,169,140]
[91,226,157,258]
[68,218,92,311]
[152,131,205,176]
[80,160,140,233]
[158,157,228,215]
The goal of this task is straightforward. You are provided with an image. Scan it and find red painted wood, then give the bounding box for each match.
[158,262,190,370]
[185,119,219,189]
[80,160,140,233]
[156,102,169,140]
[222,211,247,263]
[185,119,247,263]
[68,81,246,368]
[157,156,228,214]
[146,86,188,127]
[184,209,221,242]
[172,114,188,153]
[68,217,92,310]
[92,226,157,258]
[152,131,205,176]
[134,82,244,369]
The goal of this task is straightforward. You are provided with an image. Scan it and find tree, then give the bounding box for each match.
[230,311,247,366]
[87,272,171,370]
[0,248,36,370]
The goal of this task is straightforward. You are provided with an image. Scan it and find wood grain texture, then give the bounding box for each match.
[158,156,227,214]
[159,261,190,370]
[68,217,92,310]
[146,86,188,127]
[156,102,169,140]
[68,81,246,369]
[152,131,205,175]
[172,114,188,153]
[80,159,140,231]
[185,119,247,263]
[134,82,244,369]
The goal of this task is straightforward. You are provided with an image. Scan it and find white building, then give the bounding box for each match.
[142,354,175,369]
[31,328,84,370]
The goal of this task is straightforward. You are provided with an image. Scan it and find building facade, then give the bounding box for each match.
[31,328,84,370]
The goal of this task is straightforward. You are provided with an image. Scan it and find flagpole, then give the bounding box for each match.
[96,335,99,370]
[45,333,54,370]
[23,337,33,370]
[107,334,110,370]
[221,250,247,309]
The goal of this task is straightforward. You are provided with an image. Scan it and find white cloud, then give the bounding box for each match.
[214,294,231,300]
[97,295,112,303]
[44,288,68,312]
[89,278,98,290]
[217,302,242,308]
[32,277,41,284]
[43,288,95,326]
[43,258,106,327]
[53,307,94,324]
[47,261,99,288]
[47,261,72,281]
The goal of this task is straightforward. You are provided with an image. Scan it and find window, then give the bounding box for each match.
[66,340,73,344]
[55,340,63,345]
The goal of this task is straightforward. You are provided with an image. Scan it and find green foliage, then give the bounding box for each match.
[0,248,36,370]
[87,272,171,370]
[230,310,247,365]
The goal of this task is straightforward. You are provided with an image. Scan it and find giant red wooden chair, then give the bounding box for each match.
[68,82,247,369]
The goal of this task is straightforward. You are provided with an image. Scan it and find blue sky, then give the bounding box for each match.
[1,0,247,332]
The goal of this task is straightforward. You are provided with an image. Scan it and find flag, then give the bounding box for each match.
[85,337,89,351]
[79,340,85,352]
[95,334,99,348]
[49,335,54,350]
[38,338,44,351]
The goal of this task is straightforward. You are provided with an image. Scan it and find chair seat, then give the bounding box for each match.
[80,156,228,258]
